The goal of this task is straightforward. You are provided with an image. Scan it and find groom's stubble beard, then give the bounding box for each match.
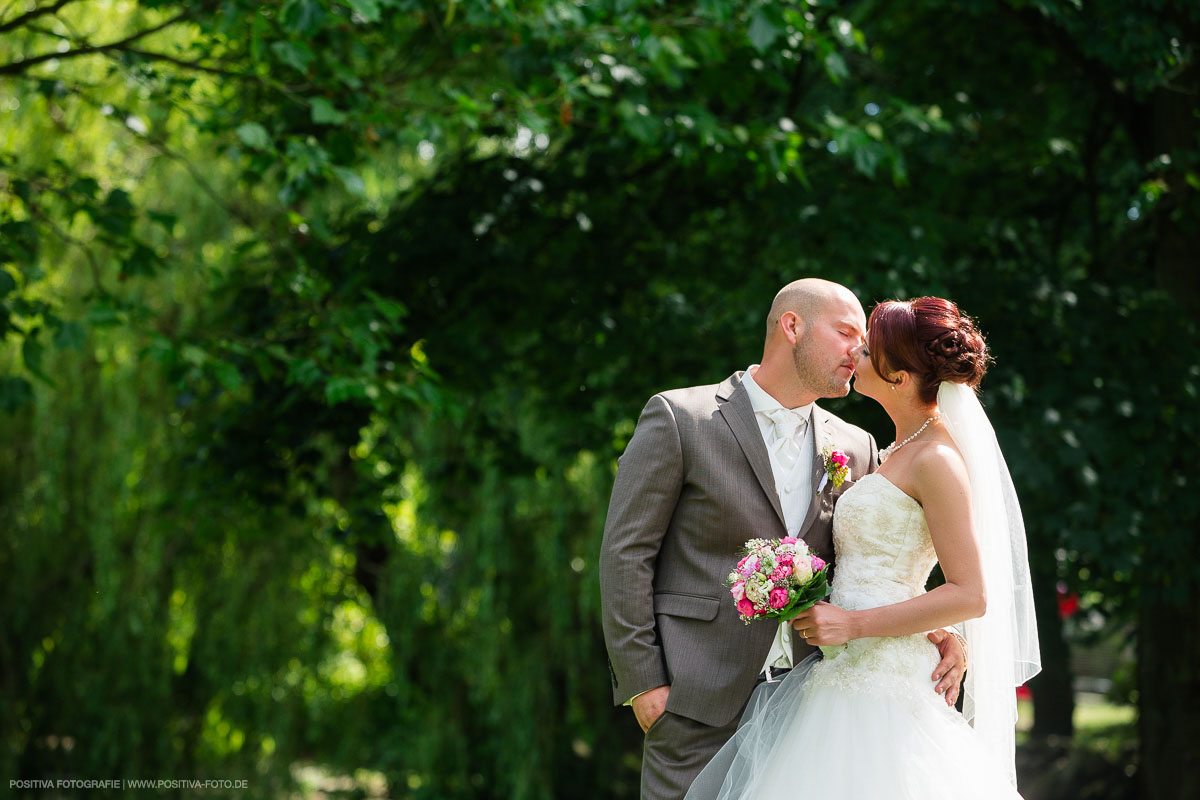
[791,334,851,399]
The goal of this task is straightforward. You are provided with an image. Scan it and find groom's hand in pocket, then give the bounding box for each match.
[632,685,670,733]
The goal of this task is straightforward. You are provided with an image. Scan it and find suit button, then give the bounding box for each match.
[784,485,794,494]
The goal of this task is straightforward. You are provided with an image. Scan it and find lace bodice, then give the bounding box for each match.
[830,473,937,611]
[804,473,947,701]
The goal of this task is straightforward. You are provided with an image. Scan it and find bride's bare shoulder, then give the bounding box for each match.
[909,437,969,498]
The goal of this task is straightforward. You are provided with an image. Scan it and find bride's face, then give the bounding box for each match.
[851,334,886,399]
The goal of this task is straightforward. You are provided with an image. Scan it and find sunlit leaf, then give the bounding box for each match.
[332,166,365,196]
[346,0,382,23]
[311,97,348,125]
[747,9,781,53]
[271,40,314,74]
[236,123,273,151]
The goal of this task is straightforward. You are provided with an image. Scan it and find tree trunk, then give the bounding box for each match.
[1139,58,1200,798]
[1029,558,1073,738]
[1138,595,1200,799]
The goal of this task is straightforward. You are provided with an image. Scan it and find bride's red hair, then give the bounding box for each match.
[867,297,989,403]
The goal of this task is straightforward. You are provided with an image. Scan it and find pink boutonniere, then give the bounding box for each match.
[817,446,850,492]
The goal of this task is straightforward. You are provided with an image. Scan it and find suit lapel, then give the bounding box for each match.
[798,405,831,538]
[716,374,787,530]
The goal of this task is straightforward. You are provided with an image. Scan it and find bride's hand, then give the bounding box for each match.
[790,602,858,646]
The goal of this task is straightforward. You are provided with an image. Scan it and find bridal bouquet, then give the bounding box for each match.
[727,537,831,623]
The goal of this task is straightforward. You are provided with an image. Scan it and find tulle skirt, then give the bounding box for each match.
[686,635,1022,800]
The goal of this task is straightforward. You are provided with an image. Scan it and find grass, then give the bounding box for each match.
[1017,692,1136,738]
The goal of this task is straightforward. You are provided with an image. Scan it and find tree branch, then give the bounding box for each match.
[117,47,250,78]
[21,190,109,295]
[63,84,259,229]
[0,11,188,76]
[0,0,80,35]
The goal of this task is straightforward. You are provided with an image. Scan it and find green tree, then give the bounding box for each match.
[2,1,1197,798]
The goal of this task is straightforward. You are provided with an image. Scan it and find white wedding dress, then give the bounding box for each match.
[686,471,1023,800]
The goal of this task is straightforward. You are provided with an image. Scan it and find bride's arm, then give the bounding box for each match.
[791,444,986,644]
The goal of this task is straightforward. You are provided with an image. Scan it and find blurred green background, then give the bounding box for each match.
[1,1,1197,798]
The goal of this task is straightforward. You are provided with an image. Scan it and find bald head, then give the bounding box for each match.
[765,278,861,341]
[754,278,866,404]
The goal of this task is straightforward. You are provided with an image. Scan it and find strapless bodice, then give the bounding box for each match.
[830,473,938,612]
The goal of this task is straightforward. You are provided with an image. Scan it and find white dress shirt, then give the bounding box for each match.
[741,366,815,673]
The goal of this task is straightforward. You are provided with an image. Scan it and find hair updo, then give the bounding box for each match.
[867,297,990,404]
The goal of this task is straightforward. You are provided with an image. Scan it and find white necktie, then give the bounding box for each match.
[761,408,808,471]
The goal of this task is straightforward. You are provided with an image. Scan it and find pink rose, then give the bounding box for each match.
[810,555,826,572]
[731,581,746,602]
[770,565,792,582]
[736,598,756,617]
[736,555,750,569]
[777,553,794,566]
[831,450,849,467]
[781,536,798,545]
[769,588,790,609]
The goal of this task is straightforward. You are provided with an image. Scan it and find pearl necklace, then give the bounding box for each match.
[879,415,940,462]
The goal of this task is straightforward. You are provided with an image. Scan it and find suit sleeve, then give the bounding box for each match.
[599,394,684,705]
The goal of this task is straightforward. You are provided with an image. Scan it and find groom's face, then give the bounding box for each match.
[791,300,866,398]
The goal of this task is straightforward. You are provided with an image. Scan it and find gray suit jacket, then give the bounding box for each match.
[599,370,879,728]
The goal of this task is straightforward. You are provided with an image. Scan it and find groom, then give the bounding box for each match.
[599,279,967,799]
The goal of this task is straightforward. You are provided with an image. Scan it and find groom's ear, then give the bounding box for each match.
[781,311,806,343]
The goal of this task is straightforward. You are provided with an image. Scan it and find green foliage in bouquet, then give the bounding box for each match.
[779,571,833,623]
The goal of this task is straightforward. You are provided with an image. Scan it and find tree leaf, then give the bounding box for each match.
[85,301,124,327]
[282,0,327,35]
[364,289,407,324]
[146,210,177,232]
[584,81,613,98]
[346,0,382,23]
[22,331,53,385]
[747,10,780,53]
[331,166,365,197]
[236,123,273,151]
[697,0,731,21]
[53,321,86,351]
[310,97,347,125]
[325,376,368,404]
[271,41,314,74]
[213,360,243,391]
[824,51,849,83]
[123,243,160,278]
[286,358,322,387]
[0,220,38,264]
[0,376,32,413]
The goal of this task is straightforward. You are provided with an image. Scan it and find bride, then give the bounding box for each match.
[686,297,1041,799]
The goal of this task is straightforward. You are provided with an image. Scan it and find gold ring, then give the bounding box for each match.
[800,629,808,639]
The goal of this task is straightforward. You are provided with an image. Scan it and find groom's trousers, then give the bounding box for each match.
[640,668,786,800]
